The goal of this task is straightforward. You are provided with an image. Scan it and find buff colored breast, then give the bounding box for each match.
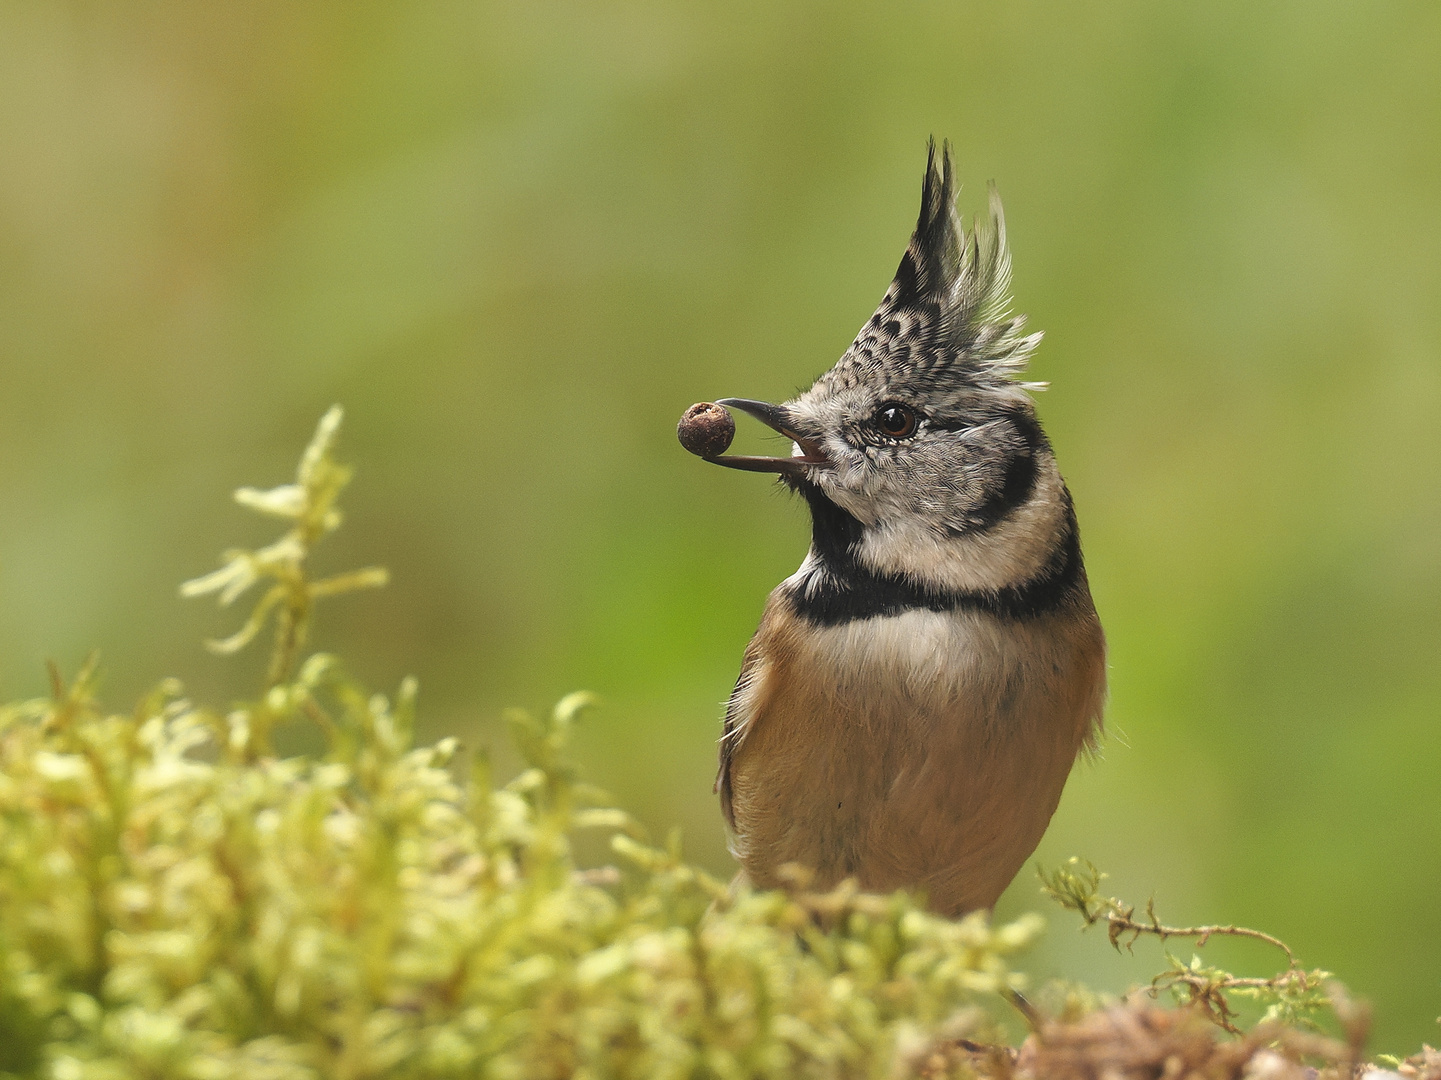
[724,594,1105,916]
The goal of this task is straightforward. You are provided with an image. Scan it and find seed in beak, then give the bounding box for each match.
[677,402,736,458]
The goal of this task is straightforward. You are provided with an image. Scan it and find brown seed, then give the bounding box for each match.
[677,401,735,458]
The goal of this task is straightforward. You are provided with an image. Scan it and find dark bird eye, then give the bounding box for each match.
[874,402,917,439]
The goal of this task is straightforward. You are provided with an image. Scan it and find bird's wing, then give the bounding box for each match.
[715,632,766,829]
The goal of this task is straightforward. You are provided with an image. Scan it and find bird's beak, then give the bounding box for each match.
[709,398,830,474]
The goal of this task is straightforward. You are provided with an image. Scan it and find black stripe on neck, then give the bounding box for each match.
[933,406,1049,535]
[786,480,1084,627]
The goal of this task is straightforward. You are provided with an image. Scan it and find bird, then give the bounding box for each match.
[700,141,1106,916]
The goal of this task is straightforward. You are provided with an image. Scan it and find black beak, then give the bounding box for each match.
[708,398,829,474]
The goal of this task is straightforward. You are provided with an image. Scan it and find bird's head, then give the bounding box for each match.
[709,142,1072,598]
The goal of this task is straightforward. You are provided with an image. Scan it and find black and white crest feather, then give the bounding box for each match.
[834,140,1043,393]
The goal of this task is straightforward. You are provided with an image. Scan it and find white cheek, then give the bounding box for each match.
[855,463,1067,593]
[820,462,923,530]
[816,475,877,525]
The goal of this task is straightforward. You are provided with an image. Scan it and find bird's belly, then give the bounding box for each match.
[726,606,1101,914]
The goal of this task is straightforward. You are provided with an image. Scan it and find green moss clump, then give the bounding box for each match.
[0,659,1045,1080]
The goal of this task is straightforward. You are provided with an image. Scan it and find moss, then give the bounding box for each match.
[0,648,1056,1080]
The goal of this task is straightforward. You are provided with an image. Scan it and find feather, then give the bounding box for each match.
[878,140,1041,386]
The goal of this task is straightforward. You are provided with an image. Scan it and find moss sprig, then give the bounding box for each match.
[180,406,388,689]
[1038,857,1336,1034]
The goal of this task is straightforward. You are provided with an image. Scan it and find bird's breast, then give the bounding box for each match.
[724,594,1104,914]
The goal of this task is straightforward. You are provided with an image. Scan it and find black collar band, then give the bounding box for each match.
[785,480,1084,626]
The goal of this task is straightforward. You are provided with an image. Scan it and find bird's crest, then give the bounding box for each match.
[872,140,1044,390]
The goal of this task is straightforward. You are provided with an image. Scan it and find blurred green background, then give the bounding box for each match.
[0,0,1437,1053]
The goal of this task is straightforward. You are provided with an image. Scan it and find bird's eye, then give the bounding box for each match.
[874,402,917,439]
